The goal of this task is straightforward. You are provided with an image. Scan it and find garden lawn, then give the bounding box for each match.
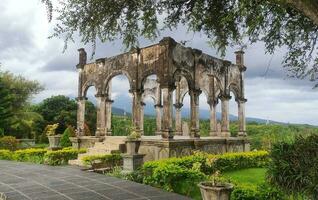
[222,168,266,189]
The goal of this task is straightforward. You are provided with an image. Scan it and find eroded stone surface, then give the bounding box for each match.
[75,37,247,138]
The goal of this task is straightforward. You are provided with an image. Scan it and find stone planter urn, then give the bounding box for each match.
[125,139,141,155]
[198,181,233,200]
[48,135,62,150]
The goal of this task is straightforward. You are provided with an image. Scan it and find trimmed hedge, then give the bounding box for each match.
[81,154,122,167]
[13,148,47,163]
[231,184,287,200]
[44,148,83,165]
[142,151,269,176]
[0,148,86,166]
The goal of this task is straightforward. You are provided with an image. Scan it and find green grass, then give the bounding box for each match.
[222,168,266,189]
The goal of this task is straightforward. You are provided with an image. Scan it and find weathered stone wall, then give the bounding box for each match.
[138,138,250,162]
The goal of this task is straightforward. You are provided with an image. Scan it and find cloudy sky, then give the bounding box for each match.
[1,0,318,125]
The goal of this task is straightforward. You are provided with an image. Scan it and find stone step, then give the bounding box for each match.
[69,136,126,167]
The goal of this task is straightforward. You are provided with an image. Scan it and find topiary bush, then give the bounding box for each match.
[81,154,122,169]
[0,150,12,160]
[0,147,86,166]
[231,183,287,200]
[267,134,318,199]
[44,148,86,166]
[13,148,47,163]
[60,126,75,148]
[0,136,19,151]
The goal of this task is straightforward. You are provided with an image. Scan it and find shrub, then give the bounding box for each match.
[13,148,47,163]
[0,136,19,151]
[143,163,206,197]
[267,134,318,199]
[82,154,122,169]
[60,126,75,147]
[44,148,85,166]
[0,147,86,166]
[231,184,287,200]
[45,123,59,136]
[136,151,269,199]
[0,150,13,160]
[142,151,269,176]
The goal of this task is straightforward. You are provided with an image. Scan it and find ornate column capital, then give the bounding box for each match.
[173,103,183,109]
[76,96,88,101]
[154,104,163,108]
[235,98,247,104]
[207,98,218,107]
[129,88,144,95]
[189,88,202,96]
[105,97,114,103]
[219,94,231,101]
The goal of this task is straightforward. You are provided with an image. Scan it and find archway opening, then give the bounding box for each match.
[109,74,132,136]
[172,75,190,136]
[198,93,210,136]
[229,91,239,136]
[142,74,158,136]
[85,86,97,136]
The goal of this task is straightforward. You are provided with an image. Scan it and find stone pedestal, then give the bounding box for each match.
[122,154,145,173]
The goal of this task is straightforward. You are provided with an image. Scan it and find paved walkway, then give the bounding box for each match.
[0,160,191,200]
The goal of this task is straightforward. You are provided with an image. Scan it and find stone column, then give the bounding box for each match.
[76,97,87,136]
[105,97,113,136]
[161,87,174,139]
[95,94,104,137]
[174,103,183,136]
[140,102,145,135]
[208,99,218,136]
[189,89,201,138]
[237,98,247,137]
[154,104,162,135]
[220,95,231,137]
[131,89,143,133]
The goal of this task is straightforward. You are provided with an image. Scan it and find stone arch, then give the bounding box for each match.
[82,79,99,97]
[140,70,160,90]
[102,70,133,93]
[173,68,194,90]
[229,83,241,100]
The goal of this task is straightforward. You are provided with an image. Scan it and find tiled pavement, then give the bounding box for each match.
[0,160,191,200]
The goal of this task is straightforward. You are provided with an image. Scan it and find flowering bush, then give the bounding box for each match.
[45,123,59,136]
[0,136,18,151]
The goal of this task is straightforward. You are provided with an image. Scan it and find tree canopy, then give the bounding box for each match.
[32,95,97,134]
[45,0,318,86]
[0,69,43,138]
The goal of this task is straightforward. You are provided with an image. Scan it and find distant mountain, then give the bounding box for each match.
[110,105,281,124]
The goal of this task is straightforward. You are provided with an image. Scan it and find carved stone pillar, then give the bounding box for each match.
[220,95,231,137]
[140,102,145,135]
[105,97,113,136]
[154,104,162,135]
[174,103,183,136]
[208,99,218,136]
[189,89,201,138]
[76,97,87,136]
[237,98,247,137]
[131,89,143,133]
[95,94,105,137]
[161,87,174,139]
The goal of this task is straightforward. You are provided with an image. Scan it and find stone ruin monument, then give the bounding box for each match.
[71,37,249,163]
